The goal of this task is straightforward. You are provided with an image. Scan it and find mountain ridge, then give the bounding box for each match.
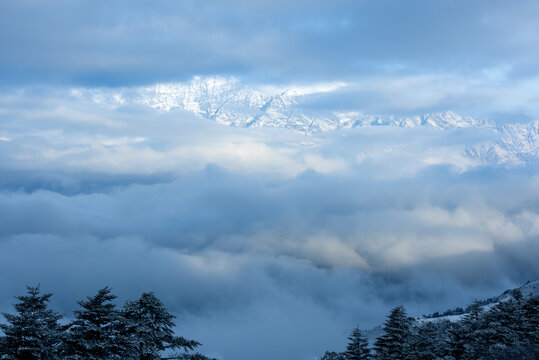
[70,76,539,166]
[71,76,495,133]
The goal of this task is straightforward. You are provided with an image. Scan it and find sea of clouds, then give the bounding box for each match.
[2,1,539,359]
[0,88,538,360]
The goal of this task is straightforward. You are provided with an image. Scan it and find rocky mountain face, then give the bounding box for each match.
[71,76,539,166]
[465,120,539,166]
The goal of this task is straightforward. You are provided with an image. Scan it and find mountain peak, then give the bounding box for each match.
[72,76,495,133]
[69,76,539,166]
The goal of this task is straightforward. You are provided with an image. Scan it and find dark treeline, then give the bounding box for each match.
[0,286,216,360]
[322,290,538,360]
[2,285,538,360]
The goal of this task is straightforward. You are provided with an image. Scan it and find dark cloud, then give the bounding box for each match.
[1,0,538,86]
[1,152,538,360]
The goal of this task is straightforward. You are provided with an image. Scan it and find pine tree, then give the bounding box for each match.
[0,285,63,360]
[483,296,520,359]
[121,292,213,360]
[445,322,466,360]
[321,351,346,360]
[459,301,488,360]
[373,306,412,360]
[480,292,538,360]
[63,287,128,360]
[408,320,449,360]
[520,295,539,357]
[344,327,371,360]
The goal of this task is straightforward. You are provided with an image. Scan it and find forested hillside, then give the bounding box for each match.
[321,281,539,360]
[2,282,537,360]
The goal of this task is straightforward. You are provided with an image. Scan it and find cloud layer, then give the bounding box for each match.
[2,0,538,83]
[0,91,538,359]
[1,1,539,120]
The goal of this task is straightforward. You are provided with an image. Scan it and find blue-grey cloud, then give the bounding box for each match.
[1,0,538,86]
[1,91,538,360]
[0,166,537,359]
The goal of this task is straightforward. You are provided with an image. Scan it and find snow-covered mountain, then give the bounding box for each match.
[70,76,539,166]
[466,120,539,166]
[419,280,539,324]
[364,280,538,346]
[71,76,493,132]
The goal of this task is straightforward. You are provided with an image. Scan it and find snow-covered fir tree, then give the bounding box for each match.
[0,285,63,360]
[461,292,538,360]
[320,351,346,360]
[481,296,522,359]
[63,287,128,360]
[373,306,412,360]
[520,294,539,356]
[407,320,449,360]
[459,301,489,360]
[319,282,538,360]
[344,327,370,360]
[121,292,213,360]
[445,321,466,360]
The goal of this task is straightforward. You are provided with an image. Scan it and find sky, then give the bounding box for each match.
[2,0,539,120]
[1,1,539,360]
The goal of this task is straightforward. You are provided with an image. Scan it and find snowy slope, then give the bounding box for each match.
[365,281,539,346]
[466,120,539,166]
[418,280,539,324]
[364,281,539,344]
